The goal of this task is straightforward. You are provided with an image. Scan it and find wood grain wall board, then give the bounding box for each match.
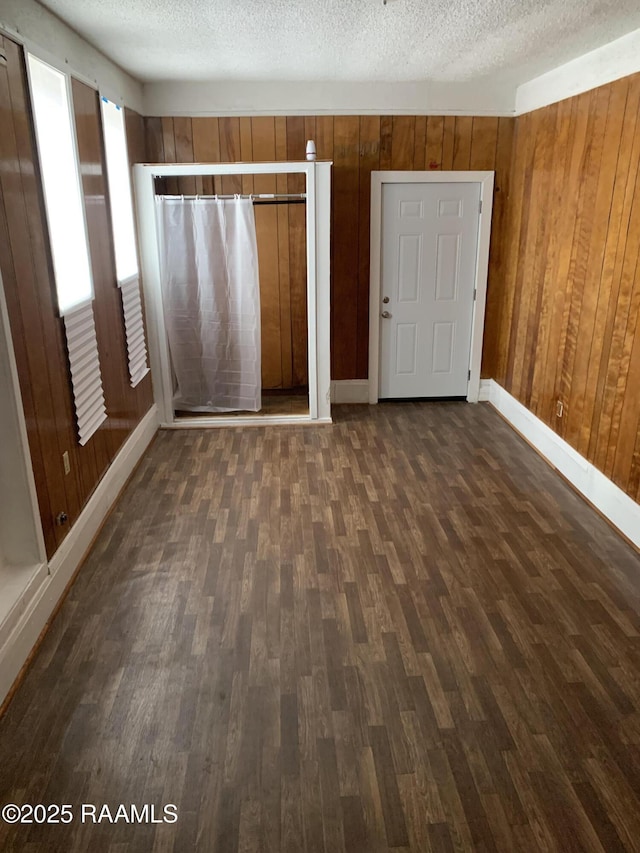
[332,116,361,380]
[0,36,153,557]
[597,115,640,476]
[612,297,640,488]
[315,116,335,162]
[0,178,55,553]
[191,116,220,194]
[587,76,640,464]
[567,82,627,452]
[173,117,196,194]
[527,100,574,419]
[503,111,535,393]
[251,116,277,194]
[239,117,254,195]
[0,35,79,553]
[379,116,393,171]
[144,115,165,161]
[425,116,445,170]
[630,404,640,502]
[413,116,427,171]
[289,203,308,387]
[219,117,243,194]
[356,116,381,378]
[161,117,179,194]
[556,87,610,440]
[606,219,640,480]
[286,117,306,194]
[441,117,456,170]
[484,70,640,505]
[390,116,415,171]
[482,117,515,380]
[143,116,167,194]
[550,92,596,436]
[255,205,283,388]
[469,118,499,171]
[452,117,473,170]
[520,104,559,410]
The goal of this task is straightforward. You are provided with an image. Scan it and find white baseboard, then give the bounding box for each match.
[487,380,640,550]
[0,405,159,707]
[478,379,492,402]
[331,380,369,404]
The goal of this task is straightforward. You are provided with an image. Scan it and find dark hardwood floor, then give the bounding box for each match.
[1,402,639,852]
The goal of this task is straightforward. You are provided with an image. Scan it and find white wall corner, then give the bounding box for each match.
[0,404,159,708]
[0,0,144,111]
[331,380,370,404]
[487,380,640,550]
[515,28,640,115]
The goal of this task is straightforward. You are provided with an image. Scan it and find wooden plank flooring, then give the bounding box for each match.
[1,403,639,852]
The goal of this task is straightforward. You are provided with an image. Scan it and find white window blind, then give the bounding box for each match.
[28,54,107,446]
[100,96,150,387]
[63,303,107,446]
[120,277,149,387]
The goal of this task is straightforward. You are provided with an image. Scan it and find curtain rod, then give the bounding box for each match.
[156,193,306,200]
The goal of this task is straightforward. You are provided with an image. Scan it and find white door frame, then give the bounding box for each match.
[368,171,494,404]
[134,161,332,427]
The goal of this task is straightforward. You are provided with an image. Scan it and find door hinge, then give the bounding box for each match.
[473,288,477,301]
[468,369,471,381]
[479,199,483,214]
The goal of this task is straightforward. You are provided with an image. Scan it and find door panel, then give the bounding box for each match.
[379,182,480,398]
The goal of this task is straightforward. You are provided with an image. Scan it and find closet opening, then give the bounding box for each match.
[134,161,331,428]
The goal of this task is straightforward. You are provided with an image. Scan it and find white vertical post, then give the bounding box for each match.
[315,162,332,421]
[133,166,174,425]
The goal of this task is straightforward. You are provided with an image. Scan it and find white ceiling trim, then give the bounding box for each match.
[515,27,640,115]
[142,79,516,118]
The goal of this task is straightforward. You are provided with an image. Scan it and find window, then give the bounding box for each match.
[27,55,94,315]
[27,54,107,445]
[100,97,150,387]
[100,98,138,283]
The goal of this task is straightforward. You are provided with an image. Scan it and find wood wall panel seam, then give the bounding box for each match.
[487,69,640,506]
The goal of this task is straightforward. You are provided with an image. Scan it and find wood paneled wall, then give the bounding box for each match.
[483,72,640,502]
[0,36,152,558]
[144,117,308,390]
[142,115,514,380]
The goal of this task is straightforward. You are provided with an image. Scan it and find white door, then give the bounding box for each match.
[379,181,481,398]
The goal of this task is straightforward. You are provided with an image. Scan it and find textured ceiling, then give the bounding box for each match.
[37,0,640,86]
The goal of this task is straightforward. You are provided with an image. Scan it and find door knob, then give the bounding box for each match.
[381,310,392,319]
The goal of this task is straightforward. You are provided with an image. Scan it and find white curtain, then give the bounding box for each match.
[156,197,261,413]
